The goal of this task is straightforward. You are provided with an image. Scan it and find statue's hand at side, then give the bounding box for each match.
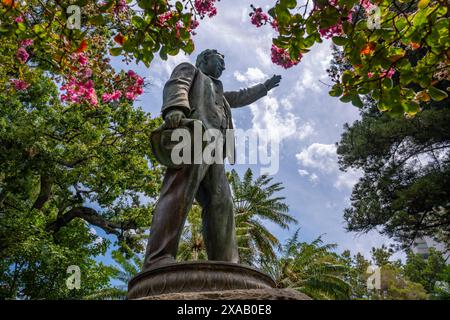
[264,75,282,91]
[164,109,185,128]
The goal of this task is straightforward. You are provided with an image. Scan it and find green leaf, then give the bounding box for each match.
[404,100,420,115]
[329,85,343,97]
[428,86,448,101]
[282,0,297,9]
[340,94,352,103]
[351,94,363,108]
[418,0,430,10]
[176,1,183,12]
[109,47,122,56]
[184,39,195,54]
[332,36,348,46]
[90,15,105,26]
[131,16,145,28]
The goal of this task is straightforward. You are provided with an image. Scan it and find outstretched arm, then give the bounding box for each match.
[224,75,282,108]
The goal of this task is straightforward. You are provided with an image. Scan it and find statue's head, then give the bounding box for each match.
[196,49,226,79]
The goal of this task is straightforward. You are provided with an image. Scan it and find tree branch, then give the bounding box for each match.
[32,175,52,210]
[46,206,136,235]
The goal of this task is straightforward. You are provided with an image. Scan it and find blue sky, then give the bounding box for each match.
[100,0,403,267]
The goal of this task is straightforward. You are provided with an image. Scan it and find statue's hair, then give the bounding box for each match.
[195,49,224,68]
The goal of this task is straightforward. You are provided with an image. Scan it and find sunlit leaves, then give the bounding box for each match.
[261,0,449,116]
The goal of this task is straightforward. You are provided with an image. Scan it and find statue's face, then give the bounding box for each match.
[201,53,225,79]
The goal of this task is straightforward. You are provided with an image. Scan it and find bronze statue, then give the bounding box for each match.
[143,49,281,270]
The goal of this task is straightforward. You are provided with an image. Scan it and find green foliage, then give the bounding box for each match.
[0,69,162,298]
[228,169,297,265]
[267,0,449,115]
[262,231,352,300]
[85,250,142,300]
[177,169,297,266]
[403,248,448,293]
[177,204,208,261]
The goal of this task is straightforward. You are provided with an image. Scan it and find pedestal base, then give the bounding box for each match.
[127,261,280,299]
[139,288,311,300]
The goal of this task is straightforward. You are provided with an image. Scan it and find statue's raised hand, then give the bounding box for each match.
[164,110,185,128]
[264,75,282,91]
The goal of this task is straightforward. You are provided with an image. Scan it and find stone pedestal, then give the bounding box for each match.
[128,261,308,300]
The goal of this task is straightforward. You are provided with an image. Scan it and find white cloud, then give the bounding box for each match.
[297,121,315,140]
[296,143,361,189]
[298,169,309,176]
[250,94,298,145]
[309,173,319,183]
[234,67,267,84]
[334,169,362,190]
[296,143,338,173]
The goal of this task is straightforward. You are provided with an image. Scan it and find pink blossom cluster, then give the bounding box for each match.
[114,0,128,15]
[367,67,395,79]
[16,38,33,64]
[194,0,218,18]
[158,11,175,24]
[61,53,98,106]
[381,67,395,78]
[102,90,122,103]
[10,79,30,91]
[190,19,200,33]
[124,70,144,100]
[270,19,279,31]
[14,15,24,23]
[271,44,302,69]
[61,78,98,106]
[16,47,29,64]
[360,0,372,10]
[102,70,144,103]
[319,24,343,39]
[250,7,269,27]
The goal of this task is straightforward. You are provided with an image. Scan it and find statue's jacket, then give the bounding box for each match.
[161,62,268,162]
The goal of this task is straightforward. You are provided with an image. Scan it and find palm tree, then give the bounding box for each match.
[177,204,207,261]
[85,250,141,300]
[261,230,351,300]
[229,169,297,265]
[178,168,297,266]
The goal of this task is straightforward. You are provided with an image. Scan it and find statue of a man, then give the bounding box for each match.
[143,49,281,270]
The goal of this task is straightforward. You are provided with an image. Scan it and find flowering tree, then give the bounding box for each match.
[249,0,449,116]
[2,1,447,115]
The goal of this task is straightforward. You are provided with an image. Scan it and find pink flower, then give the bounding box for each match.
[380,67,395,79]
[10,79,29,91]
[271,19,279,31]
[14,16,24,23]
[250,7,269,28]
[102,90,122,103]
[60,77,98,106]
[319,23,343,39]
[20,39,33,47]
[81,68,93,79]
[125,91,135,100]
[16,47,29,64]
[158,11,175,24]
[194,0,218,18]
[114,0,128,15]
[270,44,301,69]
[367,72,374,78]
[190,19,200,30]
[127,70,136,77]
[360,0,372,10]
[78,54,88,65]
